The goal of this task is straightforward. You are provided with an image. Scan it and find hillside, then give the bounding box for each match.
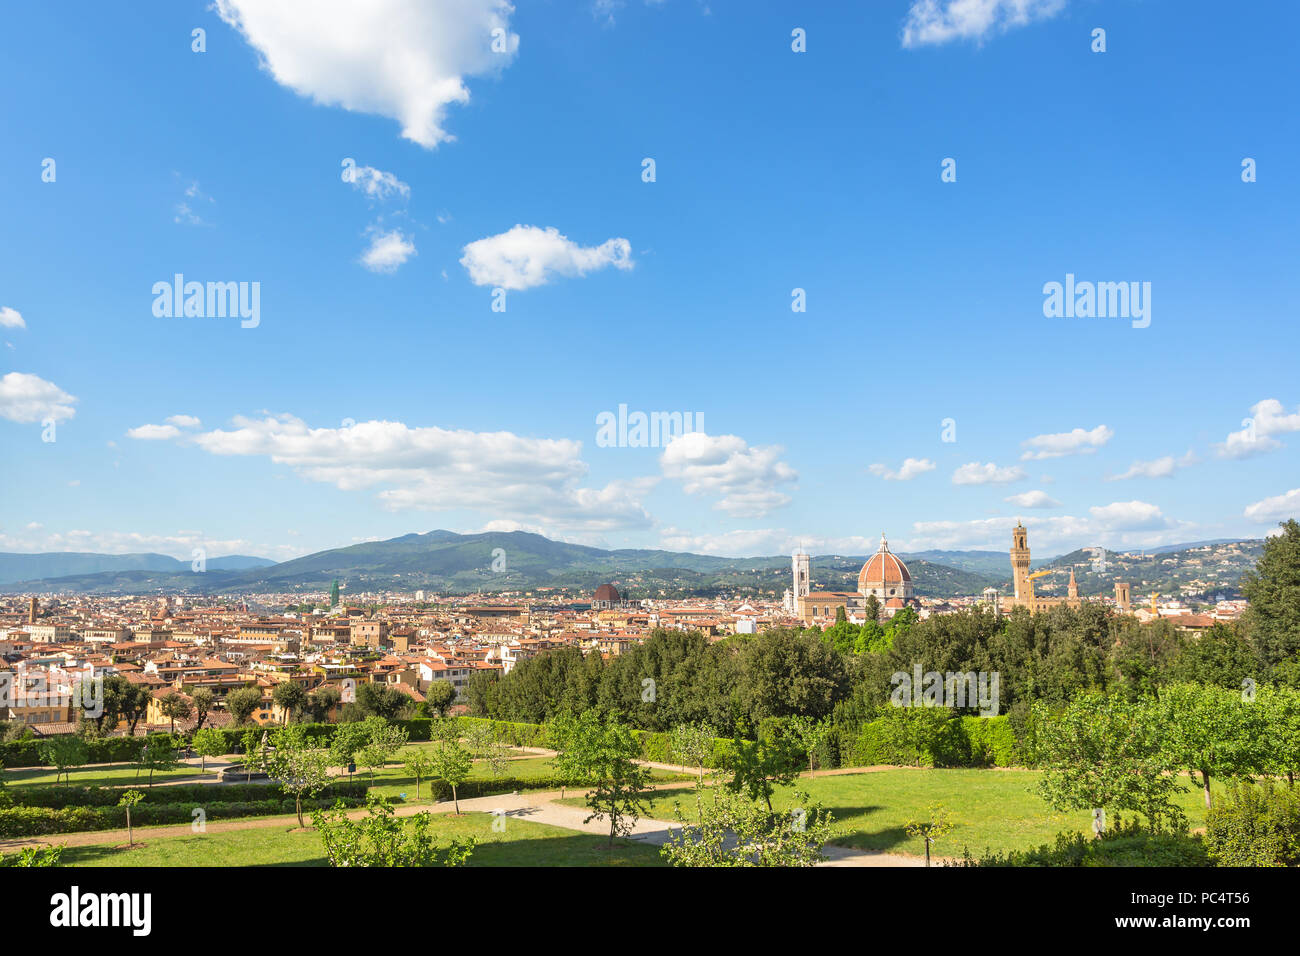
[1,531,1265,601]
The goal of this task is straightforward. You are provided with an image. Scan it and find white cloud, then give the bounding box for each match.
[214,0,519,148]
[1244,488,1300,524]
[909,504,1188,553]
[1004,490,1061,509]
[1088,500,1171,531]
[129,412,656,536]
[1021,424,1113,460]
[165,414,202,428]
[952,461,1026,485]
[0,372,77,424]
[901,0,1067,48]
[869,457,936,481]
[0,307,25,329]
[460,225,633,290]
[126,423,182,440]
[360,227,417,273]
[1109,450,1197,480]
[346,164,410,200]
[656,528,883,559]
[1216,399,1300,459]
[660,432,797,518]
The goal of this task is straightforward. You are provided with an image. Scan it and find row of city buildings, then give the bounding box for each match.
[1,524,1246,734]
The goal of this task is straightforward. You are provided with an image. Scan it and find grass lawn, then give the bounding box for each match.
[558,768,1226,858]
[55,811,666,867]
[361,754,690,803]
[2,764,219,789]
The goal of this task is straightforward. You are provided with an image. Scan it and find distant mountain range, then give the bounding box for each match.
[0,552,275,587]
[0,531,1265,601]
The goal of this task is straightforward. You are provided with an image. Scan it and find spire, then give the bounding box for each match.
[879,532,888,551]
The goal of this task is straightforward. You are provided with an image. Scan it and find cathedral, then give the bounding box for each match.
[788,534,920,625]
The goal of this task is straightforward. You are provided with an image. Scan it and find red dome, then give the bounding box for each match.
[857,536,911,590]
[594,584,622,603]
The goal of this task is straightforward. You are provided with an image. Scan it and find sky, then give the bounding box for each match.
[2,0,1298,563]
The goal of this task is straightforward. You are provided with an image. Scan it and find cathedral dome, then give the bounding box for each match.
[593,583,622,603]
[857,534,912,591]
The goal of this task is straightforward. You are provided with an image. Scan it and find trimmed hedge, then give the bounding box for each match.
[0,793,368,838]
[850,714,1022,768]
[1,733,182,769]
[10,780,368,810]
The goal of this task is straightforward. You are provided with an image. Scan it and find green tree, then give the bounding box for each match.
[669,720,717,785]
[1241,519,1300,667]
[135,737,180,788]
[118,789,144,846]
[661,786,834,867]
[1034,694,1184,831]
[1258,684,1300,787]
[328,721,371,778]
[424,680,456,718]
[428,739,473,813]
[192,726,225,772]
[904,803,954,867]
[551,710,651,847]
[263,724,332,828]
[225,687,264,726]
[721,719,801,815]
[158,692,192,735]
[41,736,89,786]
[784,714,833,773]
[312,795,475,867]
[272,681,308,724]
[402,749,434,800]
[1160,682,1266,809]
[190,688,215,732]
[239,727,267,781]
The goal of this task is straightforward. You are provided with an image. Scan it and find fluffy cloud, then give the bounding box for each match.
[460,225,632,290]
[128,413,655,536]
[214,0,519,148]
[869,457,936,481]
[126,424,182,440]
[0,372,77,424]
[660,432,797,518]
[360,228,417,273]
[901,0,1067,48]
[1004,489,1061,509]
[1088,500,1172,531]
[1109,451,1197,480]
[1244,488,1300,524]
[952,461,1026,485]
[165,415,202,428]
[1020,424,1113,460]
[0,307,25,329]
[1216,399,1300,459]
[345,164,410,200]
[910,502,1185,552]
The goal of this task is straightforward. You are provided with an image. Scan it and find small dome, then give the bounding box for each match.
[594,583,622,603]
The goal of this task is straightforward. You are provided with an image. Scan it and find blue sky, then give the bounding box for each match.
[2,0,1298,562]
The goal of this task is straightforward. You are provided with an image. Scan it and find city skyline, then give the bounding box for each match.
[3,0,1298,563]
